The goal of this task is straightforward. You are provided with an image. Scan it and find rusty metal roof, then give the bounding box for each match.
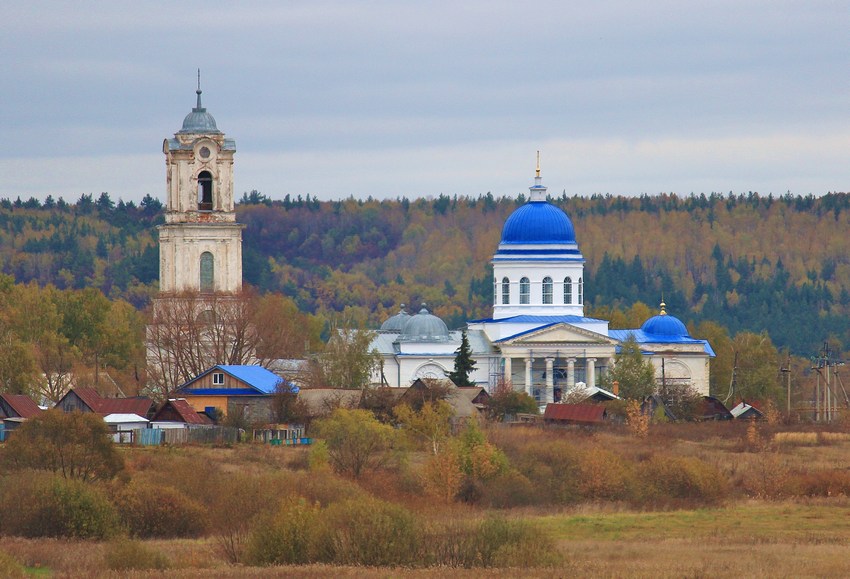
[543,403,606,424]
[0,394,42,419]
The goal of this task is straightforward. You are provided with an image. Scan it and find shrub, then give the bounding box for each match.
[480,469,537,508]
[245,497,320,566]
[0,471,119,539]
[427,517,561,568]
[104,539,170,571]
[790,469,850,497]
[0,550,26,578]
[116,482,208,538]
[3,410,124,482]
[422,447,464,502]
[313,408,397,478]
[312,497,420,566]
[206,471,288,564]
[576,447,634,501]
[637,454,729,505]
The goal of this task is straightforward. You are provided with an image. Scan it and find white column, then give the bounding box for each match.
[567,358,576,391]
[503,356,512,385]
[524,357,533,397]
[545,357,555,404]
[586,358,596,390]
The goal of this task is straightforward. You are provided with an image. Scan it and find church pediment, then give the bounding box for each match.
[500,323,617,347]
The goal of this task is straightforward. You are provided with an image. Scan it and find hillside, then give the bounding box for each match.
[2,190,850,358]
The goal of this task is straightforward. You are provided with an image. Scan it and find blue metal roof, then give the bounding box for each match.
[500,201,576,245]
[176,365,286,395]
[469,315,608,324]
[217,365,285,394]
[608,329,716,357]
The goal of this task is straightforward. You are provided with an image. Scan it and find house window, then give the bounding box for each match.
[578,277,583,304]
[542,277,553,304]
[212,372,225,385]
[564,276,572,304]
[520,277,530,304]
[198,170,213,210]
[200,252,214,292]
[501,277,510,305]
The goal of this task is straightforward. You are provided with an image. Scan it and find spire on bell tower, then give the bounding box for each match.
[195,68,203,110]
[529,150,547,202]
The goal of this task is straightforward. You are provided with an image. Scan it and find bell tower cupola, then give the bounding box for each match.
[157,73,244,295]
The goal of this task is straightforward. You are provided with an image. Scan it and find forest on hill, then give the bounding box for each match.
[1,189,850,362]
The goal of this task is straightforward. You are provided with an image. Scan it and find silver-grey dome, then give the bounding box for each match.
[398,305,450,342]
[178,89,221,134]
[380,305,411,332]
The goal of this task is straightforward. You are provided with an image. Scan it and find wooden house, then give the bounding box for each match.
[151,398,212,426]
[0,393,42,420]
[55,388,153,418]
[175,365,287,422]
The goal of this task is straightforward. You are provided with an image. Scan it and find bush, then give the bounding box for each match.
[0,471,119,539]
[104,539,170,571]
[637,454,729,505]
[480,469,537,508]
[425,517,561,568]
[790,469,850,497]
[3,410,124,482]
[0,550,26,578]
[312,497,420,566]
[313,408,397,478]
[116,482,208,538]
[245,497,320,566]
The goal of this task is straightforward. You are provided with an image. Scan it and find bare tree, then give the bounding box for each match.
[146,290,322,402]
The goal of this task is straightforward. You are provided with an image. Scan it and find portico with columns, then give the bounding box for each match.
[494,322,617,404]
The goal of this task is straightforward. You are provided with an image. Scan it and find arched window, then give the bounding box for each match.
[198,171,213,210]
[564,276,572,304]
[200,252,214,292]
[578,277,583,304]
[542,276,553,304]
[519,277,530,304]
[501,277,510,305]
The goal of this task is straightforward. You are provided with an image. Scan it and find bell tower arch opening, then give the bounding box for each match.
[198,171,213,210]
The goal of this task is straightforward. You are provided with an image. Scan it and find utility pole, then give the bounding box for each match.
[780,353,791,417]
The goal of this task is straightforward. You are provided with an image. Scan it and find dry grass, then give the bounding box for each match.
[6,423,850,576]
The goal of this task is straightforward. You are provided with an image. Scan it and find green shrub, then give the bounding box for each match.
[104,539,170,571]
[0,471,119,539]
[3,409,124,482]
[116,482,208,538]
[312,497,420,566]
[245,497,320,565]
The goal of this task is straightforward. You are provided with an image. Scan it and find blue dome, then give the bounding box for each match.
[500,201,576,244]
[641,313,688,337]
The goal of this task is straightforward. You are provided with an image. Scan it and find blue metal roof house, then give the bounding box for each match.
[175,365,295,422]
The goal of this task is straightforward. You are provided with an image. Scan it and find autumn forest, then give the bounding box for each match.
[1,189,849,402]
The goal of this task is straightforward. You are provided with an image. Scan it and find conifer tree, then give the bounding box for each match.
[447,329,476,387]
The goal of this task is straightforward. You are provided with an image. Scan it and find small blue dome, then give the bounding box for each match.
[500,202,576,244]
[641,311,688,337]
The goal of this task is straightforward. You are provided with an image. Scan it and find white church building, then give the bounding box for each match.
[150,83,713,403]
[370,163,714,402]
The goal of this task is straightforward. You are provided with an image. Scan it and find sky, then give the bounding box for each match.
[2,1,850,204]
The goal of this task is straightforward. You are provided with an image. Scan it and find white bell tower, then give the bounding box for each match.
[158,73,243,295]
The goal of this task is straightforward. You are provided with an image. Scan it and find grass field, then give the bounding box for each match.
[3,420,850,577]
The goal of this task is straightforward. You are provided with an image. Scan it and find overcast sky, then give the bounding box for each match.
[2,1,849,203]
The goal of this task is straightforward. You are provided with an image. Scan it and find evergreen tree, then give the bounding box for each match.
[447,329,476,387]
